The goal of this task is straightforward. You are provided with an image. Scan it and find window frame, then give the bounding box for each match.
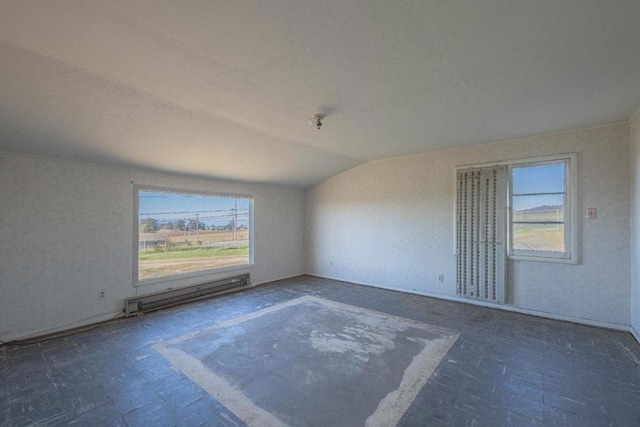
[507,153,577,264]
[133,185,255,286]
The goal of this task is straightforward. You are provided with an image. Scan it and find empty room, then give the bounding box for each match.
[1,1,640,426]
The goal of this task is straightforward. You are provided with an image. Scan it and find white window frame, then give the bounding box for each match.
[507,153,577,264]
[454,153,577,264]
[133,185,255,286]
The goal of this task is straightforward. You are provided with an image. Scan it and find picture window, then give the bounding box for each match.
[135,188,253,283]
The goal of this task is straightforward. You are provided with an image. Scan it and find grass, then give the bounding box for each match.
[513,226,563,251]
[139,246,248,260]
[512,209,564,251]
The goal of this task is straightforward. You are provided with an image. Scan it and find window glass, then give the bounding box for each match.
[137,189,251,282]
[510,160,569,257]
[512,194,564,222]
[512,163,565,194]
[512,223,565,252]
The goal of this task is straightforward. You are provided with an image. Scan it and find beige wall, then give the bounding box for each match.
[631,112,640,339]
[2,119,636,341]
[0,153,305,341]
[306,123,631,327]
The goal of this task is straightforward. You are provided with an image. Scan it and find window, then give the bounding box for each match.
[135,187,253,283]
[508,155,576,262]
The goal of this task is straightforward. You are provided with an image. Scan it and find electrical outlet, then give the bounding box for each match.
[98,289,107,300]
[437,274,444,283]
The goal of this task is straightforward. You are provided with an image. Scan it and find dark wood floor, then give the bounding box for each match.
[1,275,640,426]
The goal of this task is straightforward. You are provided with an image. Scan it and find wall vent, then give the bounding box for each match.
[125,274,250,316]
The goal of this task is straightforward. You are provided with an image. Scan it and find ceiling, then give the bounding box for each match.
[1,1,639,187]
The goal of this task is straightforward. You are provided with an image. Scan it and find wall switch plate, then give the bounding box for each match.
[585,208,597,219]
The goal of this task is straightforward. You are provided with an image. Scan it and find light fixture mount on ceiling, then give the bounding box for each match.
[310,113,326,130]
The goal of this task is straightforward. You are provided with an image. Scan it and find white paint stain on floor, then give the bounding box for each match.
[310,321,400,362]
[154,296,459,427]
[366,336,456,427]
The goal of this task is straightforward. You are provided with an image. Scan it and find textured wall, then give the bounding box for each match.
[631,112,640,339]
[306,124,631,327]
[0,153,305,341]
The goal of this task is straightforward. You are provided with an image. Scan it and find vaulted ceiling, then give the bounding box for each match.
[1,1,639,186]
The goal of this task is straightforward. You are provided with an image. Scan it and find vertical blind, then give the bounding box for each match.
[456,166,507,303]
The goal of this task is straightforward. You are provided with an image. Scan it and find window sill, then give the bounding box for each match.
[508,255,577,265]
[134,263,256,287]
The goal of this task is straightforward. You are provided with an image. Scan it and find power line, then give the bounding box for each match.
[139,208,249,216]
[139,215,248,224]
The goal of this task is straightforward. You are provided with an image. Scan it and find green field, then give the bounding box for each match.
[512,209,564,252]
[512,226,563,252]
[139,246,248,260]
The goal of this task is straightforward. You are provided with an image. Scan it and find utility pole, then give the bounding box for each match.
[195,213,199,241]
[233,199,237,241]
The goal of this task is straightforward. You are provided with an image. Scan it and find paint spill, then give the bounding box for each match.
[309,322,397,362]
[154,296,459,427]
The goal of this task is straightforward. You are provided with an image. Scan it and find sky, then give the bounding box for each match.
[512,163,565,211]
[138,190,250,227]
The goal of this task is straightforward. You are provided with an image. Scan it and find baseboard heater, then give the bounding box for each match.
[124,274,250,317]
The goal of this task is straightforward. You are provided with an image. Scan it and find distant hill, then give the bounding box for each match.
[522,204,562,212]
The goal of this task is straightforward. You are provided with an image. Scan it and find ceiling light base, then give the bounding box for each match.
[310,113,326,130]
